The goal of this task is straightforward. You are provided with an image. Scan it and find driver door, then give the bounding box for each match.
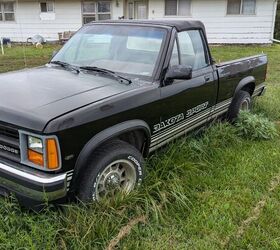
[150,29,218,149]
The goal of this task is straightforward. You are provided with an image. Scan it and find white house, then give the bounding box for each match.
[0,0,278,44]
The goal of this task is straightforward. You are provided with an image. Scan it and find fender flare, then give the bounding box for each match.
[71,119,151,189]
[234,76,256,96]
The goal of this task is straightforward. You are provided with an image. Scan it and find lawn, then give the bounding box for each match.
[0,44,280,249]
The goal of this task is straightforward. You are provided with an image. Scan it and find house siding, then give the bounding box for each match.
[149,0,276,44]
[0,0,277,43]
[0,0,124,42]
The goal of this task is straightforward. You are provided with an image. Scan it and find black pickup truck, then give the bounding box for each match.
[0,20,267,207]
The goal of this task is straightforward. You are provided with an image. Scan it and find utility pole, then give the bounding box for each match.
[0,38,4,55]
[271,0,279,43]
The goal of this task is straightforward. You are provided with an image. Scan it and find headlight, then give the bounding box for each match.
[19,131,61,171]
[28,136,43,153]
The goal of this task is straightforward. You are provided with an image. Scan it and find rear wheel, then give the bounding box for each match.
[77,140,144,202]
[227,90,252,122]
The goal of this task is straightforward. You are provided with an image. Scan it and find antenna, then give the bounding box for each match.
[16,0,27,68]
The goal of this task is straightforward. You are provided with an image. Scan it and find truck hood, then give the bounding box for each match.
[0,66,140,131]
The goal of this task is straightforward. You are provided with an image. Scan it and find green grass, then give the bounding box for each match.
[0,44,280,249]
[0,44,61,73]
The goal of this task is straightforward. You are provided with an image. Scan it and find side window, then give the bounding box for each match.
[177,30,209,70]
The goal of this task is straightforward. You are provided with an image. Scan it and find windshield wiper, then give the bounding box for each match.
[50,61,80,74]
[79,66,132,85]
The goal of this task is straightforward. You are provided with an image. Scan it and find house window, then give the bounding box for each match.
[40,1,54,13]
[0,2,15,21]
[82,1,111,24]
[165,0,191,16]
[227,0,256,15]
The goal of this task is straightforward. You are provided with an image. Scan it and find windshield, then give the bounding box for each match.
[51,25,167,78]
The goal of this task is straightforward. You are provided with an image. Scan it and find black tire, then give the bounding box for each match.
[77,140,144,202]
[227,90,252,122]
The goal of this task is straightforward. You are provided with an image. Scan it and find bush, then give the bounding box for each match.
[235,111,278,140]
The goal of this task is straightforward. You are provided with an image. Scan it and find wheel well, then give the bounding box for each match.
[90,129,149,157]
[70,128,149,193]
[241,82,255,96]
[117,129,148,156]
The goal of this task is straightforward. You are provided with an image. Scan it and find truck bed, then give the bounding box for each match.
[216,54,268,103]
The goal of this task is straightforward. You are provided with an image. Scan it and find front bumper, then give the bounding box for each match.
[0,159,69,204]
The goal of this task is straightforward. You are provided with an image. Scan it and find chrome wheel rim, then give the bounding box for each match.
[241,98,250,111]
[94,159,136,200]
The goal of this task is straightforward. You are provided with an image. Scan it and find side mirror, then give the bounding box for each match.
[165,65,192,84]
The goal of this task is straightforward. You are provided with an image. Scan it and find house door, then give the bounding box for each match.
[135,2,147,19]
[127,1,148,19]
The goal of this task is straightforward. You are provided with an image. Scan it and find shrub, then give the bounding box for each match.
[235,111,278,140]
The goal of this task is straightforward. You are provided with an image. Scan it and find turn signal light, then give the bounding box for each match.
[28,149,44,167]
[46,138,59,170]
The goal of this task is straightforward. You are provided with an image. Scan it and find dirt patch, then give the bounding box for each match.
[221,173,280,248]
[106,215,147,250]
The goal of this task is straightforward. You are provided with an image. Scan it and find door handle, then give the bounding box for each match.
[204,75,211,83]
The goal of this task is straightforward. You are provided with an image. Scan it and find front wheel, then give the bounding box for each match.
[227,90,252,122]
[77,140,144,202]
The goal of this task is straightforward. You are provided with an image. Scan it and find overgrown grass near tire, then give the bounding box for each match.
[0,44,280,249]
[235,111,278,140]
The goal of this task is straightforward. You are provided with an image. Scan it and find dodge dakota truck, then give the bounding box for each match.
[0,20,267,207]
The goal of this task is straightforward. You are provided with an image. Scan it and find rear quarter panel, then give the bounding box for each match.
[216,54,267,102]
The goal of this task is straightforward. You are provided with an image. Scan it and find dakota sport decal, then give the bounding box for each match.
[153,102,209,133]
